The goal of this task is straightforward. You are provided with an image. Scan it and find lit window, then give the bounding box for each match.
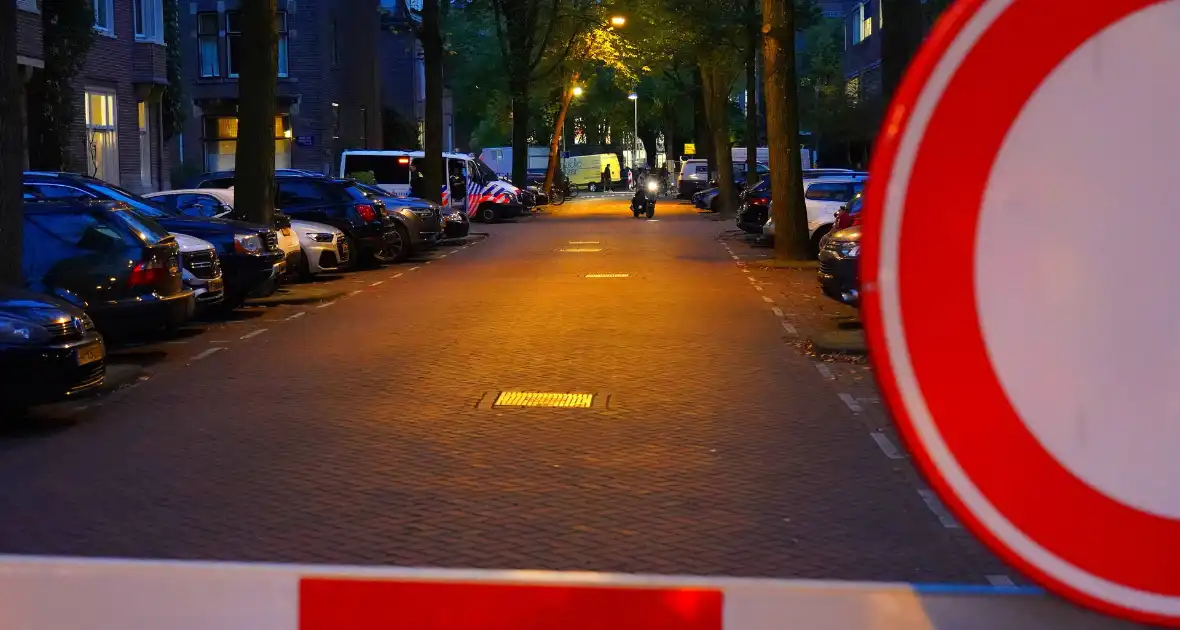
[851,3,874,44]
[138,102,154,191]
[277,13,289,78]
[85,90,119,184]
[202,116,293,172]
[133,0,164,41]
[198,13,220,77]
[93,0,113,32]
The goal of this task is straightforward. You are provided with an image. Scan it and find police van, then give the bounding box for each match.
[339,150,524,222]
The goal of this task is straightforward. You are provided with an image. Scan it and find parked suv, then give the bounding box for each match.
[273,176,404,265]
[20,198,194,333]
[0,289,106,412]
[23,173,286,306]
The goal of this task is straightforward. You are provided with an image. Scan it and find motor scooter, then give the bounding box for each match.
[631,176,657,219]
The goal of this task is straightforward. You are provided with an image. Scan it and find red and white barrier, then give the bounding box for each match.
[0,555,1140,629]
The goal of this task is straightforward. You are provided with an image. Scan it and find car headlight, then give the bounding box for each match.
[0,315,50,345]
[834,242,861,258]
[234,233,264,254]
[307,232,335,243]
[646,180,658,192]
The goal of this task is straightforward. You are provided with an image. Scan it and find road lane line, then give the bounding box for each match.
[409,266,420,271]
[392,272,404,278]
[870,432,904,459]
[771,307,784,318]
[569,241,600,244]
[317,300,337,309]
[781,320,796,335]
[986,575,1016,587]
[918,489,962,528]
[239,328,268,340]
[754,285,763,291]
[190,347,224,362]
[838,392,863,412]
[286,311,306,320]
[439,254,447,258]
[370,280,384,286]
[742,269,750,273]
[814,363,834,379]
[347,290,362,296]
[762,296,775,303]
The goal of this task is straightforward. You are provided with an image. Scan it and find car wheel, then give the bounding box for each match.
[480,204,498,223]
[810,225,831,259]
[588,183,598,192]
[372,223,410,264]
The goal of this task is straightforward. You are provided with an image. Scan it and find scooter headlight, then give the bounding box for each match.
[646,180,658,193]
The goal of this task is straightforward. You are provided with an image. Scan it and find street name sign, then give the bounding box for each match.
[861,0,1180,625]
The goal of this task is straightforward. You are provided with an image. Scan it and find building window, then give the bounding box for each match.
[133,0,164,41]
[845,76,861,101]
[198,13,220,77]
[138,102,153,191]
[16,0,39,12]
[85,89,119,184]
[93,0,114,32]
[202,115,293,172]
[852,3,874,44]
[277,13,289,77]
[227,12,288,78]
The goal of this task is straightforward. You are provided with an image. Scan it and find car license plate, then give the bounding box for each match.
[76,340,104,366]
[281,227,292,237]
[207,277,224,293]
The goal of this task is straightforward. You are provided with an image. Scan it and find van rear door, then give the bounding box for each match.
[341,153,411,195]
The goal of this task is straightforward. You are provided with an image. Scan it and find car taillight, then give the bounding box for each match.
[128,258,169,288]
[355,203,377,222]
[752,197,770,206]
[850,214,862,226]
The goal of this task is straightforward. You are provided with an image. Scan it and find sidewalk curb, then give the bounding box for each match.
[246,286,348,307]
[101,363,148,393]
[809,329,868,356]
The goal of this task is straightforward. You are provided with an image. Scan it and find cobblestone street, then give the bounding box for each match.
[0,198,1012,584]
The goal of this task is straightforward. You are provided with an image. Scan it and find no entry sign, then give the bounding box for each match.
[861,0,1180,625]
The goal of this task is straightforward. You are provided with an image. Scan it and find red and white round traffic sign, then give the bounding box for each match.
[861,0,1180,624]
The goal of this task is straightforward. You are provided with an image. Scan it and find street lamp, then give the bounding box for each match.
[563,85,584,170]
[572,86,584,97]
[610,15,626,27]
[628,92,638,170]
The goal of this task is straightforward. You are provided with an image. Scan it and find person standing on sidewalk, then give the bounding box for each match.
[602,163,613,191]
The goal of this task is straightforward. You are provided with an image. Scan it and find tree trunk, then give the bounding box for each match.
[509,76,529,188]
[236,0,278,226]
[700,62,736,216]
[744,0,759,186]
[881,0,924,105]
[544,71,578,196]
[419,0,444,205]
[692,66,714,179]
[762,0,810,260]
[0,0,24,286]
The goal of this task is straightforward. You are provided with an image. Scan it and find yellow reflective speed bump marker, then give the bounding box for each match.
[477,391,611,410]
[569,241,600,244]
[585,274,629,278]
[559,248,602,252]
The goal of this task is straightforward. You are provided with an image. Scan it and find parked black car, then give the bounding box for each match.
[0,288,107,411]
[274,176,406,264]
[736,178,772,233]
[20,198,195,332]
[817,224,862,307]
[23,173,285,306]
[353,182,440,246]
[185,169,325,189]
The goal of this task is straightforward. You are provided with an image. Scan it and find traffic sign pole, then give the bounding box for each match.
[861,0,1180,625]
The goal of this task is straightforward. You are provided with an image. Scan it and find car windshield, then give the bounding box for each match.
[87,182,175,219]
[475,160,498,183]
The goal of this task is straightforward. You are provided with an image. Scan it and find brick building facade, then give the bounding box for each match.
[16,0,171,192]
[175,0,383,178]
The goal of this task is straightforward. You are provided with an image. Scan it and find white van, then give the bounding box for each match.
[340,150,524,222]
[478,146,551,178]
[678,159,769,197]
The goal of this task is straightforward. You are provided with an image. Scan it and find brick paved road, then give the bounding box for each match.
[0,198,1007,583]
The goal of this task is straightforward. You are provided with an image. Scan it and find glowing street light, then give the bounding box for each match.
[572,86,584,97]
[610,15,626,27]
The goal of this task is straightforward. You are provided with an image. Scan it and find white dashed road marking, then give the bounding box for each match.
[239,329,268,340]
[838,393,863,413]
[393,272,404,278]
[190,347,224,362]
[780,321,796,335]
[370,281,384,287]
[771,307,784,318]
[349,290,363,296]
[409,266,420,272]
[917,489,962,528]
[870,432,904,460]
[814,363,834,379]
[317,301,337,309]
[762,296,775,304]
[286,311,306,320]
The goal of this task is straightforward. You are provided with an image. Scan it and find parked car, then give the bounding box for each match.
[817,224,862,307]
[20,197,195,332]
[145,189,302,273]
[289,221,351,278]
[24,173,286,306]
[831,191,864,232]
[746,177,866,254]
[736,178,773,233]
[0,288,106,411]
[172,233,225,309]
[692,187,720,211]
[352,182,441,246]
[273,176,406,264]
[441,208,471,240]
[183,169,324,189]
